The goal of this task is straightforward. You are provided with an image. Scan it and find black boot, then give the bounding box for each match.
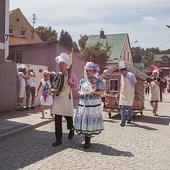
[68,127,74,139]
[52,139,62,147]
[83,135,91,149]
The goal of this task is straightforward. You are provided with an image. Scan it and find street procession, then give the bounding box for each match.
[0,0,170,170]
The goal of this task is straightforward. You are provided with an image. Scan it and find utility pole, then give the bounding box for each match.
[32,13,37,38]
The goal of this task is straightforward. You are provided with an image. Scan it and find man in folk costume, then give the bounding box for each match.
[51,53,78,146]
[118,61,137,127]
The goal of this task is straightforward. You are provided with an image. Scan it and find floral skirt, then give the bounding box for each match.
[74,98,104,135]
[40,94,53,106]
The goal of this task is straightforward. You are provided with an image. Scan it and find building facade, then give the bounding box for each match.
[86,30,134,69]
[154,54,170,68]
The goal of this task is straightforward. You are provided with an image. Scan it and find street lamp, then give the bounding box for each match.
[166,25,170,29]
[131,40,138,46]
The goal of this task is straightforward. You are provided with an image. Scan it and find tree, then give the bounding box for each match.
[58,30,73,49]
[35,26,58,42]
[78,35,89,51]
[80,42,111,72]
[131,47,145,63]
[72,41,80,53]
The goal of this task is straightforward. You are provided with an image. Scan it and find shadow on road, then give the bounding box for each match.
[0,106,41,120]
[134,115,170,126]
[0,128,133,170]
[0,130,81,169]
[129,122,158,131]
[77,143,134,157]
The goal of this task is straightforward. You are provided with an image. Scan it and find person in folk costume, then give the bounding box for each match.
[149,70,160,116]
[118,61,137,127]
[35,70,53,119]
[51,53,78,147]
[74,62,105,149]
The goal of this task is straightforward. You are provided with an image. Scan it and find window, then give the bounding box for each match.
[109,79,119,92]
[127,52,129,62]
[124,51,126,60]
[8,53,15,61]
[20,30,27,38]
[9,28,14,36]
[16,53,22,63]
[7,53,22,63]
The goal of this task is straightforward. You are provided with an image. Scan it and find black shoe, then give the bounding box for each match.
[83,142,91,149]
[68,127,74,139]
[52,140,62,147]
[120,121,125,127]
[127,120,131,124]
[25,106,29,110]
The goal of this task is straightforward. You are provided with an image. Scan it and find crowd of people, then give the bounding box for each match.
[145,71,170,97]
[17,55,169,149]
[17,65,36,111]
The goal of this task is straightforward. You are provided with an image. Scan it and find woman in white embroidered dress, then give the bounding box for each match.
[74,62,105,149]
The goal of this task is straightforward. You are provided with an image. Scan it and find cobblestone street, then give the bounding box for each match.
[0,94,170,170]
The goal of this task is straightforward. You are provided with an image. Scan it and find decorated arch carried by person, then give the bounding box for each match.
[100,63,148,118]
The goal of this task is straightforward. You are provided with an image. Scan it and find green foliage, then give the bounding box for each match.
[80,41,111,72]
[132,47,160,69]
[72,41,80,53]
[78,35,89,51]
[131,47,145,63]
[35,26,57,42]
[59,30,73,49]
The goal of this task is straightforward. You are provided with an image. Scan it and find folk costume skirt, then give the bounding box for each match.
[74,97,104,135]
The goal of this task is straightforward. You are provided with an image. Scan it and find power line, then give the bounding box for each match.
[50,0,125,27]
[158,39,170,48]
[37,0,80,18]
[35,0,65,15]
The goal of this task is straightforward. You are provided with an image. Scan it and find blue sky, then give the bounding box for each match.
[10,0,170,50]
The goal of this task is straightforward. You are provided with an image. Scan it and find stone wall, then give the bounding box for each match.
[0,60,17,112]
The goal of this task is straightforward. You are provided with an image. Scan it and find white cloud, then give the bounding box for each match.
[9,0,170,50]
[143,16,157,21]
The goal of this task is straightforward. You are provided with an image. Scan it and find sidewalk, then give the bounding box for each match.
[0,98,79,142]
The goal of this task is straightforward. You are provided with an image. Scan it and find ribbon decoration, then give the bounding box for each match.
[151,65,160,72]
